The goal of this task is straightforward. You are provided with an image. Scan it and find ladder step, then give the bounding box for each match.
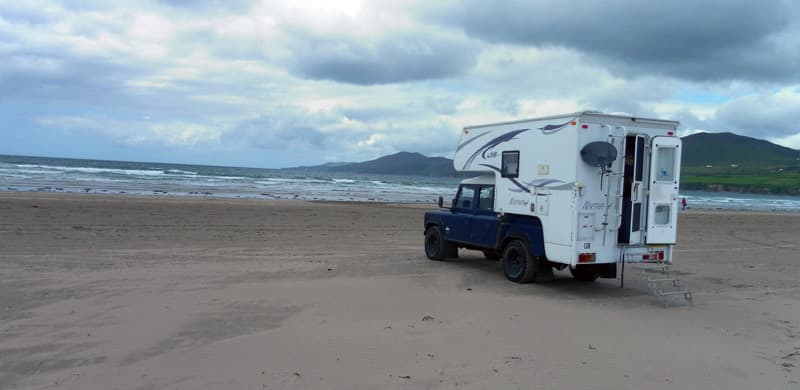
[635,266,670,270]
[655,290,691,296]
[625,256,692,306]
[631,261,669,265]
[647,278,678,283]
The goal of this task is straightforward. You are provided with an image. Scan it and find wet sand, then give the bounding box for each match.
[1,193,799,389]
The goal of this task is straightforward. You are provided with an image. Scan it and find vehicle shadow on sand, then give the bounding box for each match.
[435,253,656,304]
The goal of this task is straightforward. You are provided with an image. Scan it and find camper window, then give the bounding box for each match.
[456,186,475,209]
[478,186,494,211]
[654,204,671,225]
[501,151,520,178]
[655,147,676,182]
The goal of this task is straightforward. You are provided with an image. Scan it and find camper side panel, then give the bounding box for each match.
[454,115,581,265]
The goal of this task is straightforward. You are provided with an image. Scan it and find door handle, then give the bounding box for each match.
[633,183,640,202]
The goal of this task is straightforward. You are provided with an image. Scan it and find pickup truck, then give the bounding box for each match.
[423,176,604,283]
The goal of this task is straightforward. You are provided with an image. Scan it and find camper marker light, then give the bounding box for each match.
[581,124,588,129]
[668,131,674,136]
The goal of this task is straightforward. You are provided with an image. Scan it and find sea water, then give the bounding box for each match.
[0,155,459,203]
[1,155,799,212]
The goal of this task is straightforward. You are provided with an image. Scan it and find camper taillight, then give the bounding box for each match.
[578,253,596,263]
[643,251,665,261]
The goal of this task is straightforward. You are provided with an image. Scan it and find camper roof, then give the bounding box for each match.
[463,111,679,130]
[460,175,495,186]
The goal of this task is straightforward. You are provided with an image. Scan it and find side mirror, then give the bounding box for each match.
[451,198,457,209]
[438,196,443,208]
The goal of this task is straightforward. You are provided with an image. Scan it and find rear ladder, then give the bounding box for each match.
[623,248,693,307]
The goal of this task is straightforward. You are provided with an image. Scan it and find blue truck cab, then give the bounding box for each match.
[424,175,567,283]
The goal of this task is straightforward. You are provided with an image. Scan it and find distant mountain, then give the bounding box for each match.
[682,132,800,168]
[286,152,460,177]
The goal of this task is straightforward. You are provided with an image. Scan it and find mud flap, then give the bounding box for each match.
[534,257,554,282]
[599,263,617,279]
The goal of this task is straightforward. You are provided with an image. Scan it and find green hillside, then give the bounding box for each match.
[327,152,458,176]
[682,132,800,168]
[680,132,800,195]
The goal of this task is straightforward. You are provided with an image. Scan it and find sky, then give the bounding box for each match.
[1,0,799,168]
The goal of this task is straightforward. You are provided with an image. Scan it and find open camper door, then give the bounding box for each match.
[646,136,681,244]
[619,135,647,244]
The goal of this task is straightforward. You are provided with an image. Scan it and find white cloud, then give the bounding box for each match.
[36,115,222,148]
[3,0,800,169]
[769,132,800,150]
[714,87,800,138]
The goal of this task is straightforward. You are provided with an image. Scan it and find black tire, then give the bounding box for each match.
[483,251,501,260]
[501,240,536,283]
[425,226,457,260]
[569,267,599,282]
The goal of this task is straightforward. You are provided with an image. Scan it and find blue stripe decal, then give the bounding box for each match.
[456,131,490,152]
[537,117,577,134]
[463,128,530,170]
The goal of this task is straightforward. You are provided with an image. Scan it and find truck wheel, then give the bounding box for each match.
[502,240,536,283]
[569,267,599,282]
[425,226,456,260]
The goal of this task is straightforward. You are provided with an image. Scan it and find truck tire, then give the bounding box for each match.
[502,240,536,283]
[425,226,457,260]
[569,267,599,282]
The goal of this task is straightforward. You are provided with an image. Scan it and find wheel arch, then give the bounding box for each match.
[499,216,546,259]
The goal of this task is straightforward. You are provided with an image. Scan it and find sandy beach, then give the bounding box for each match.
[1,192,799,389]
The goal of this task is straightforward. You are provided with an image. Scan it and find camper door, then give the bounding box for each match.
[646,136,681,244]
[618,135,646,244]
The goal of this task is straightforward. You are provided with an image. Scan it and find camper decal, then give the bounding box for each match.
[479,164,575,193]
[462,128,530,170]
[537,116,577,134]
[478,164,530,193]
[462,118,578,169]
[582,201,604,211]
[456,131,490,152]
[527,178,575,190]
[529,178,565,187]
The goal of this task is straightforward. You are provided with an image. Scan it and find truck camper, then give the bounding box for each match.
[424,112,683,283]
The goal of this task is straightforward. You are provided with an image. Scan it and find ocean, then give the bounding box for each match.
[1,154,799,212]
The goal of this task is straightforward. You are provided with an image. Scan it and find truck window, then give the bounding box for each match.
[501,151,519,178]
[478,186,494,211]
[456,186,475,209]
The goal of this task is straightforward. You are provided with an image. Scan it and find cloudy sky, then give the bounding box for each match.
[2,0,799,168]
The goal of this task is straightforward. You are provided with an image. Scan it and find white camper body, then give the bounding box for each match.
[453,112,682,267]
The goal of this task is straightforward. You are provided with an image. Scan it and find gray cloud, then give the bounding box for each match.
[0,48,142,103]
[430,0,799,82]
[289,32,480,85]
[223,106,460,161]
[224,111,337,151]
